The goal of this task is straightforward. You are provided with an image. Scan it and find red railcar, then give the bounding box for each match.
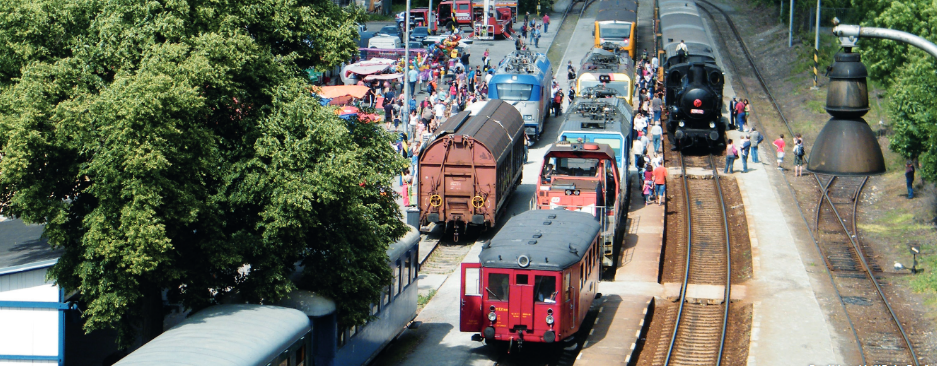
[459,210,602,348]
[418,100,525,237]
[533,142,624,267]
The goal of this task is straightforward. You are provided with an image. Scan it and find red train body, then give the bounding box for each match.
[418,101,525,236]
[533,142,624,267]
[459,210,602,347]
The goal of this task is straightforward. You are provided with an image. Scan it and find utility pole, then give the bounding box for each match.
[405,0,411,128]
[789,0,794,47]
[812,0,820,89]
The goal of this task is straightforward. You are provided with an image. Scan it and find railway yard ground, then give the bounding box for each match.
[373,0,937,364]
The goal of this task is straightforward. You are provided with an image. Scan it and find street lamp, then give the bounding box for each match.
[807,19,937,175]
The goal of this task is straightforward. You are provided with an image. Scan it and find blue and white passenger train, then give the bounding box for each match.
[488,50,554,142]
[114,226,421,366]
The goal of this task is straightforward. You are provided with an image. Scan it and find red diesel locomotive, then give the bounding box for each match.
[533,142,624,267]
[459,210,602,347]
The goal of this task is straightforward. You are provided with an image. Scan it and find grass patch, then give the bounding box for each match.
[911,255,937,294]
[418,289,437,307]
[858,211,932,237]
[805,99,825,114]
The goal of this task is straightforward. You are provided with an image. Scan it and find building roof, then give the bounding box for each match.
[478,210,600,271]
[434,100,524,164]
[0,218,60,274]
[114,304,311,366]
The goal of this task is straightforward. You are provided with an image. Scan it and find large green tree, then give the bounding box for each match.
[0,0,408,346]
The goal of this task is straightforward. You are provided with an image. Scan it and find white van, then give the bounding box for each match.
[368,35,402,49]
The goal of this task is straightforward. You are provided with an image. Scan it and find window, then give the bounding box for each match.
[372,302,379,315]
[534,275,557,303]
[487,273,510,301]
[383,286,391,307]
[465,267,481,296]
[495,83,533,101]
[598,22,632,39]
[295,345,305,366]
[564,272,571,298]
[516,274,528,285]
[393,260,401,297]
[404,254,412,287]
[459,4,469,10]
[552,157,600,177]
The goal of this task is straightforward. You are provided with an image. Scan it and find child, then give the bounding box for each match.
[643,179,654,205]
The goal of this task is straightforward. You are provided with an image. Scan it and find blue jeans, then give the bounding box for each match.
[409,81,416,95]
[907,177,914,198]
[654,110,661,122]
[741,153,749,172]
[535,36,540,48]
[655,184,665,198]
[736,113,745,131]
[725,156,735,173]
[653,135,661,153]
[544,23,549,33]
[751,146,760,163]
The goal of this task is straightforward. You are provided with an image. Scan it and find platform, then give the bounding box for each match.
[575,295,653,365]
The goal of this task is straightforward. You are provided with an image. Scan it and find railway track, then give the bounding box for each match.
[652,153,732,366]
[693,1,921,364]
[813,175,919,365]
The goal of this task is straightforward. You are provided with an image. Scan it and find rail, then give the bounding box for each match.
[693,1,919,364]
[664,154,731,365]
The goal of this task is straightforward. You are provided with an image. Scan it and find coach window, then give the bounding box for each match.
[404,254,412,288]
[487,273,510,301]
[534,275,557,303]
[564,272,572,298]
[394,260,401,297]
[383,285,391,307]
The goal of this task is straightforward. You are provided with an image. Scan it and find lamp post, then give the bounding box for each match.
[811,0,820,90]
[807,19,937,175]
[788,0,794,47]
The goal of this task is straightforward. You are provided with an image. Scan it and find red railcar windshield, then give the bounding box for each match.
[487,273,510,301]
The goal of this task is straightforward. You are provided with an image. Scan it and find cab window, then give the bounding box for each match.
[534,275,557,303]
[487,273,510,301]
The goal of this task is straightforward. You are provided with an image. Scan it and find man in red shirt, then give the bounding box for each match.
[543,14,550,33]
[652,163,668,206]
[773,134,786,170]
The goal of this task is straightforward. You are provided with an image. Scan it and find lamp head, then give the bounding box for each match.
[807,51,886,175]
[894,262,905,271]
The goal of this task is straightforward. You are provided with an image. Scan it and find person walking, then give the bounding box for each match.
[568,84,576,104]
[743,99,751,128]
[521,22,528,39]
[651,93,663,123]
[793,134,806,176]
[906,160,915,199]
[773,134,785,170]
[650,122,663,154]
[401,169,411,207]
[553,88,564,116]
[750,127,762,163]
[524,11,530,26]
[567,61,576,83]
[652,162,668,205]
[728,97,738,130]
[543,13,550,33]
[740,134,751,173]
[633,135,646,170]
[724,138,737,174]
[534,25,541,48]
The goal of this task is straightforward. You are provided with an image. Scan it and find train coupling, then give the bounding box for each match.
[471,334,484,342]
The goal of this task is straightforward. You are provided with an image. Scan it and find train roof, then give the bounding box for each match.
[479,210,600,271]
[545,143,617,162]
[387,225,420,262]
[114,304,310,366]
[579,48,634,74]
[434,100,524,163]
[493,50,550,78]
[559,97,633,136]
[658,0,717,64]
[595,0,638,23]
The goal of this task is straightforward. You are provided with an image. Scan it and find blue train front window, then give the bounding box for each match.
[496,83,533,101]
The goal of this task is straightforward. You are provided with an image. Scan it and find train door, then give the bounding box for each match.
[563,270,575,331]
[509,273,534,331]
[460,263,483,332]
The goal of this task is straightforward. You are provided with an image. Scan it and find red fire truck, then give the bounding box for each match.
[533,142,625,267]
[437,0,514,37]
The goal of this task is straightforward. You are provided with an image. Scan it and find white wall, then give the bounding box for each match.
[0,268,60,364]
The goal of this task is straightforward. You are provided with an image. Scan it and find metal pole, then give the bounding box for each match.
[789,0,795,47]
[780,0,783,19]
[833,24,937,59]
[812,0,820,89]
[429,0,434,34]
[405,0,411,130]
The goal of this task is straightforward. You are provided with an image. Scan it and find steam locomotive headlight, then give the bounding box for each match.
[709,122,716,128]
[545,314,555,325]
[488,311,497,322]
[678,121,685,127]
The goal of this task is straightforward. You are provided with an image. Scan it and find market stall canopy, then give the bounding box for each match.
[364,73,403,81]
[345,63,393,76]
[314,85,371,99]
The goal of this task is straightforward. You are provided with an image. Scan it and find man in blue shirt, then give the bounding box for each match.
[467,68,476,93]
[407,66,419,97]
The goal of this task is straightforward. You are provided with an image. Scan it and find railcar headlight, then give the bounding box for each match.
[679,121,685,127]
[488,311,497,322]
[545,314,555,325]
[710,122,716,128]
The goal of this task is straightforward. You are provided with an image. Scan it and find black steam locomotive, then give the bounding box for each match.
[658,0,726,150]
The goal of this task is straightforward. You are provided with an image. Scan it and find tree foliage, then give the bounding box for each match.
[0,0,407,346]
[849,0,937,181]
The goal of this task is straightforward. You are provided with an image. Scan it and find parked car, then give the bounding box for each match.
[409,27,430,43]
[407,41,423,49]
[376,25,403,41]
[368,35,402,49]
[357,31,376,48]
[395,11,407,27]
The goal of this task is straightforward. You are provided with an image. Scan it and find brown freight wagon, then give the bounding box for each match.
[418,100,525,239]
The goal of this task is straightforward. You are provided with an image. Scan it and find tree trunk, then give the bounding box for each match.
[140,281,164,344]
